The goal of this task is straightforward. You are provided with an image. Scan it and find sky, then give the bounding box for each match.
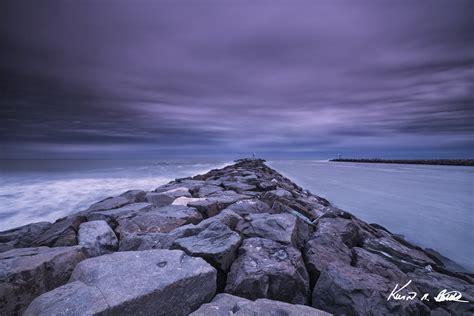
[1,0,473,159]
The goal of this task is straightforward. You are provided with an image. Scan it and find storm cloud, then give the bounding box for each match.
[1,0,473,159]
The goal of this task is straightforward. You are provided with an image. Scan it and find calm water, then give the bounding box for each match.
[1,159,472,271]
[268,160,474,272]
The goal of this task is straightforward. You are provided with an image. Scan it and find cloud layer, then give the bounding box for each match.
[1,1,473,158]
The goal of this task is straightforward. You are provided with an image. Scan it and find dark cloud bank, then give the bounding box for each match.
[1,0,473,159]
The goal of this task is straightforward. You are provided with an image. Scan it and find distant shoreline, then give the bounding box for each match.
[330,158,474,166]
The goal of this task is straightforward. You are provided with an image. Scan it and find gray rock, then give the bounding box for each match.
[222,181,257,193]
[225,237,310,305]
[0,221,51,250]
[172,221,241,271]
[352,247,413,285]
[222,198,275,217]
[237,298,330,316]
[188,191,250,217]
[87,202,154,223]
[0,246,88,315]
[195,185,224,197]
[262,188,293,204]
[256,181,277,191]
[191,293,330,316]
[364,236,436,269]
[303,232,352,287]
[24,281,109,316]
[312,262,429,316]
[32,215,86,247]
[116,205,203,237]
[145,187,191,207]
[119,232,166,251]
[28,250,216,315]
[78,220,118,256]
[235,213,298,246]
[408,268,474,315]
[155,180,205,194]
[87,190,145,212]
[119,210,243,251]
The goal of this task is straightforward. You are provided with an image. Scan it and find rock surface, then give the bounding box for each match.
[235,212,299,246]
[191,293,330,316]
[225,237,310,305]
[78,220,118,256]
[115,204,203,237]
[25,250,216,316]
[0,221,51,252]
[172,221,241,272]
[0,246,88,315]
[1,158,473,315]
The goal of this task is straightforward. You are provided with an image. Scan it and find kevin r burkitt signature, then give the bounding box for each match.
[387,280,469,303]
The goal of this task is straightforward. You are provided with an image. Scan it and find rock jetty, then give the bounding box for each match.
[1,159,472,315]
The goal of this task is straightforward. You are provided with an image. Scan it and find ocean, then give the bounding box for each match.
[1,159,472,271]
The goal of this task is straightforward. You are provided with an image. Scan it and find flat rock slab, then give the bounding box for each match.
[235,213,298,246]
[172,221,241,271]
[225,237,310,305]
[26,250,217,316]
[116,205,203,236]
[0,246,88,315]
[191,293,330,316]
[78,220,118,256]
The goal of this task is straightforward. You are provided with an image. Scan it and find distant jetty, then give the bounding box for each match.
[1,159,472,315]
[330,158,474,166]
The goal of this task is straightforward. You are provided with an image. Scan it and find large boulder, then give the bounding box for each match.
[188,191,250,217]
[172,221,241,271]
[0,221,51,251]
[78,220,118,256]
[32,215,86,247]
[191,293,330,316]
[25,250,217,316]
[303,231,352,287]
[115,205,203,237]
[0,246,88,315]
[86,202,154,224]
[312,262,430,316]
[119,210,242,251]
[223,198,275,216]
[225,237,309,305]
[222,181,257,193]
[364,236,437,270]
[195,185,224,197]
[235,213,299,246]
[87,190,146,212]
[145,187,191,207]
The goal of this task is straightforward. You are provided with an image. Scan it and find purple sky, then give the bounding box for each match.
[1,1,473,159]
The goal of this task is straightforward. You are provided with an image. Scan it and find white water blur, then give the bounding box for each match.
[0,160,230,231]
